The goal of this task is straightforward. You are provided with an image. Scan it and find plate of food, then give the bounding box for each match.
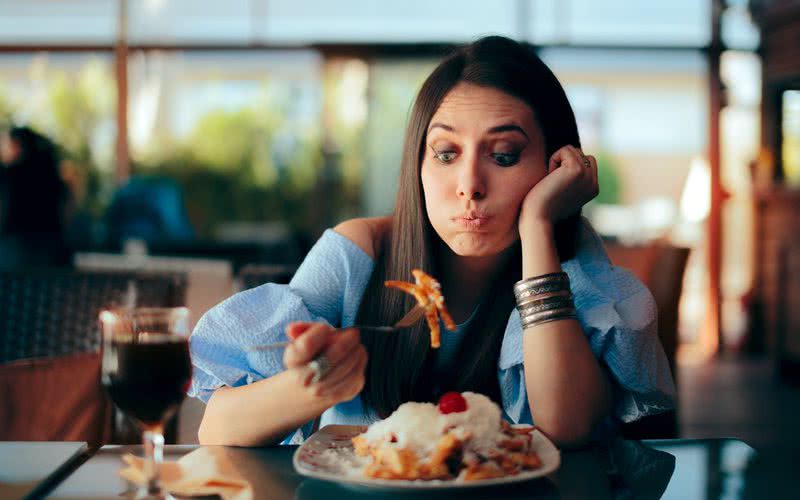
[293,392,560,490]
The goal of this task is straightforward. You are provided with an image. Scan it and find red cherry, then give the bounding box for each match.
[438,392,468,414]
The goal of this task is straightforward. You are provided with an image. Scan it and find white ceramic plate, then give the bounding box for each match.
[293,424,560,491]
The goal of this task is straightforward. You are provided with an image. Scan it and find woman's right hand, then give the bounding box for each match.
[282,322,368,405]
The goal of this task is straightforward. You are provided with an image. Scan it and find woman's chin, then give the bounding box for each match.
[446,233,508,258]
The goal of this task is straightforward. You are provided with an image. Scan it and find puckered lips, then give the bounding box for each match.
[452,210,492,230]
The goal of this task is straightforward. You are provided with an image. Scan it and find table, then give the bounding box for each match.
[23,438,799,499]
[0,442,87,500]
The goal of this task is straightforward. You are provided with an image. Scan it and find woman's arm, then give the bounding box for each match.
[199,369,330,446]
[519,220,611,448]
[190,222,377,446]
[517,145,609,447]
[198,323,367,446]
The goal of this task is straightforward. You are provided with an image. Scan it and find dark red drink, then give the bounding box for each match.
[102,334,192,426]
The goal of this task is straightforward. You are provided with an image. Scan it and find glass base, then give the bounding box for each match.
[134,487,176,500]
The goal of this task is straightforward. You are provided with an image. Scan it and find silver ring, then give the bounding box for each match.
[308,354,332,384]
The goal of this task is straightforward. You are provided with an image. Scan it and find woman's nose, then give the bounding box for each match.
[456,154,486,200]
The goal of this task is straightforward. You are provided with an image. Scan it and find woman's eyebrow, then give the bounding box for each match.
[427,122,530,140]
[487,124,529,139]
[428,122,454,134]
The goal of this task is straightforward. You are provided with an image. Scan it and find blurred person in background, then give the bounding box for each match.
[0,126,72,267]
[104,175,195,248]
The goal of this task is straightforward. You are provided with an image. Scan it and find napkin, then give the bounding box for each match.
[119,447,253,500]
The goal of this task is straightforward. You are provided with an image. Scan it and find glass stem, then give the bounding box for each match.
[143,425,165,495]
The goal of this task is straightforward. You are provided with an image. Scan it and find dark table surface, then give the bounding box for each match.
[8,437,796,499]
[0,442,87,500]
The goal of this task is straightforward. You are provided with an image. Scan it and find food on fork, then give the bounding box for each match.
[352,392,542,481]
[385,269,456,348]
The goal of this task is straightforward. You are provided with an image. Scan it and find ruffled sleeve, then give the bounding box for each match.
[498,219,676,425]
[188,229,374,404]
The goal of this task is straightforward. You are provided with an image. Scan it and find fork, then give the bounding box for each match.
[246,304,425,352]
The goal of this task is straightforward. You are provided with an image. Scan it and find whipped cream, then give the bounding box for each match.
[359,392,507,456]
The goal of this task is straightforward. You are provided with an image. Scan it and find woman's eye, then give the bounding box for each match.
[492,152,520,167]
[433,151,457,163]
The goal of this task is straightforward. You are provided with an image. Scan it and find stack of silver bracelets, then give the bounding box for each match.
[513,271,576,329]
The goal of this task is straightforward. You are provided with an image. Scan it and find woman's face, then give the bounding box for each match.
[421,82,547,257]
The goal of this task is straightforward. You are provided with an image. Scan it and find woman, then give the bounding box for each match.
[190,36,675,448]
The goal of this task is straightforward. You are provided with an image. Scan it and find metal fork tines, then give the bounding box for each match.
[247,305,424,352]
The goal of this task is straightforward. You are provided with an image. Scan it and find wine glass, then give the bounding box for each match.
[100,307,192,500]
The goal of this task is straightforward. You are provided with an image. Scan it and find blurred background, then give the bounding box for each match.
[1,0,799,451]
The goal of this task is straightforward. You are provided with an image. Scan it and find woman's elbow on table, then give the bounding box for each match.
[535,416,595,450]
[197,409,277,447]
[197,416,219,446]
[197,404,239,446]
[197,389,266,447]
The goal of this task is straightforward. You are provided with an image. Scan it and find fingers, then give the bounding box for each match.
[312,344,368,400]
[286,321,314,340]
[322,328,361,364]
[281,325,368,404]
[584,153,597,169]
[584,154,599,196]
[549,145,585,172]
[572,147,599,197]
[283,323,334,369]
[304,329,361,389]
[545,145,600,207]
[547,145,572,172]
[314,344,367,399]
[548,146,597,182]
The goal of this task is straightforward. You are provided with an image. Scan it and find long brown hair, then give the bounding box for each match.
[357,36,583,418]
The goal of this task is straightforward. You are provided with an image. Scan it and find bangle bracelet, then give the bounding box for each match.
[515,281,571,301]
[513,272,570,297]
[514,272,570,295]
[516,292,573,310]
[516,295,575,315]
[520,307,577,329]
[520,305,576,323]
[514,272,575,329]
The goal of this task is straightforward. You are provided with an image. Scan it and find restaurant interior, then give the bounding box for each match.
[1,0,800,498]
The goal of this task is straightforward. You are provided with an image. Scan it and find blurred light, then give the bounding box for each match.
[144,0,167,16]
[99,310,118,326]
[588,203,638,241]
[338,59,368,127]
[720,51,761,107]
[638,197,678,236]
[680,156,711,222]
[721,6,759,51]
[130,75,162,151]
[783,90,800,186]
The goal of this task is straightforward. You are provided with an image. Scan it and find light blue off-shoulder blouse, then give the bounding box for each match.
[188,219,675,444]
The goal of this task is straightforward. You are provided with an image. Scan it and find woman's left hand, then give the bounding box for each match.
[518,145,598,238]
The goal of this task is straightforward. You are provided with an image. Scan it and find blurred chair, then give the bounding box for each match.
[235,263,298,291]
[605,241,690,439]
[0,352,111,446]
[0,270,186,362]
[0,269,187,446]
[74,252,234,331]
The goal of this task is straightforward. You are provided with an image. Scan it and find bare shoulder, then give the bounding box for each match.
[333,216,392,259]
